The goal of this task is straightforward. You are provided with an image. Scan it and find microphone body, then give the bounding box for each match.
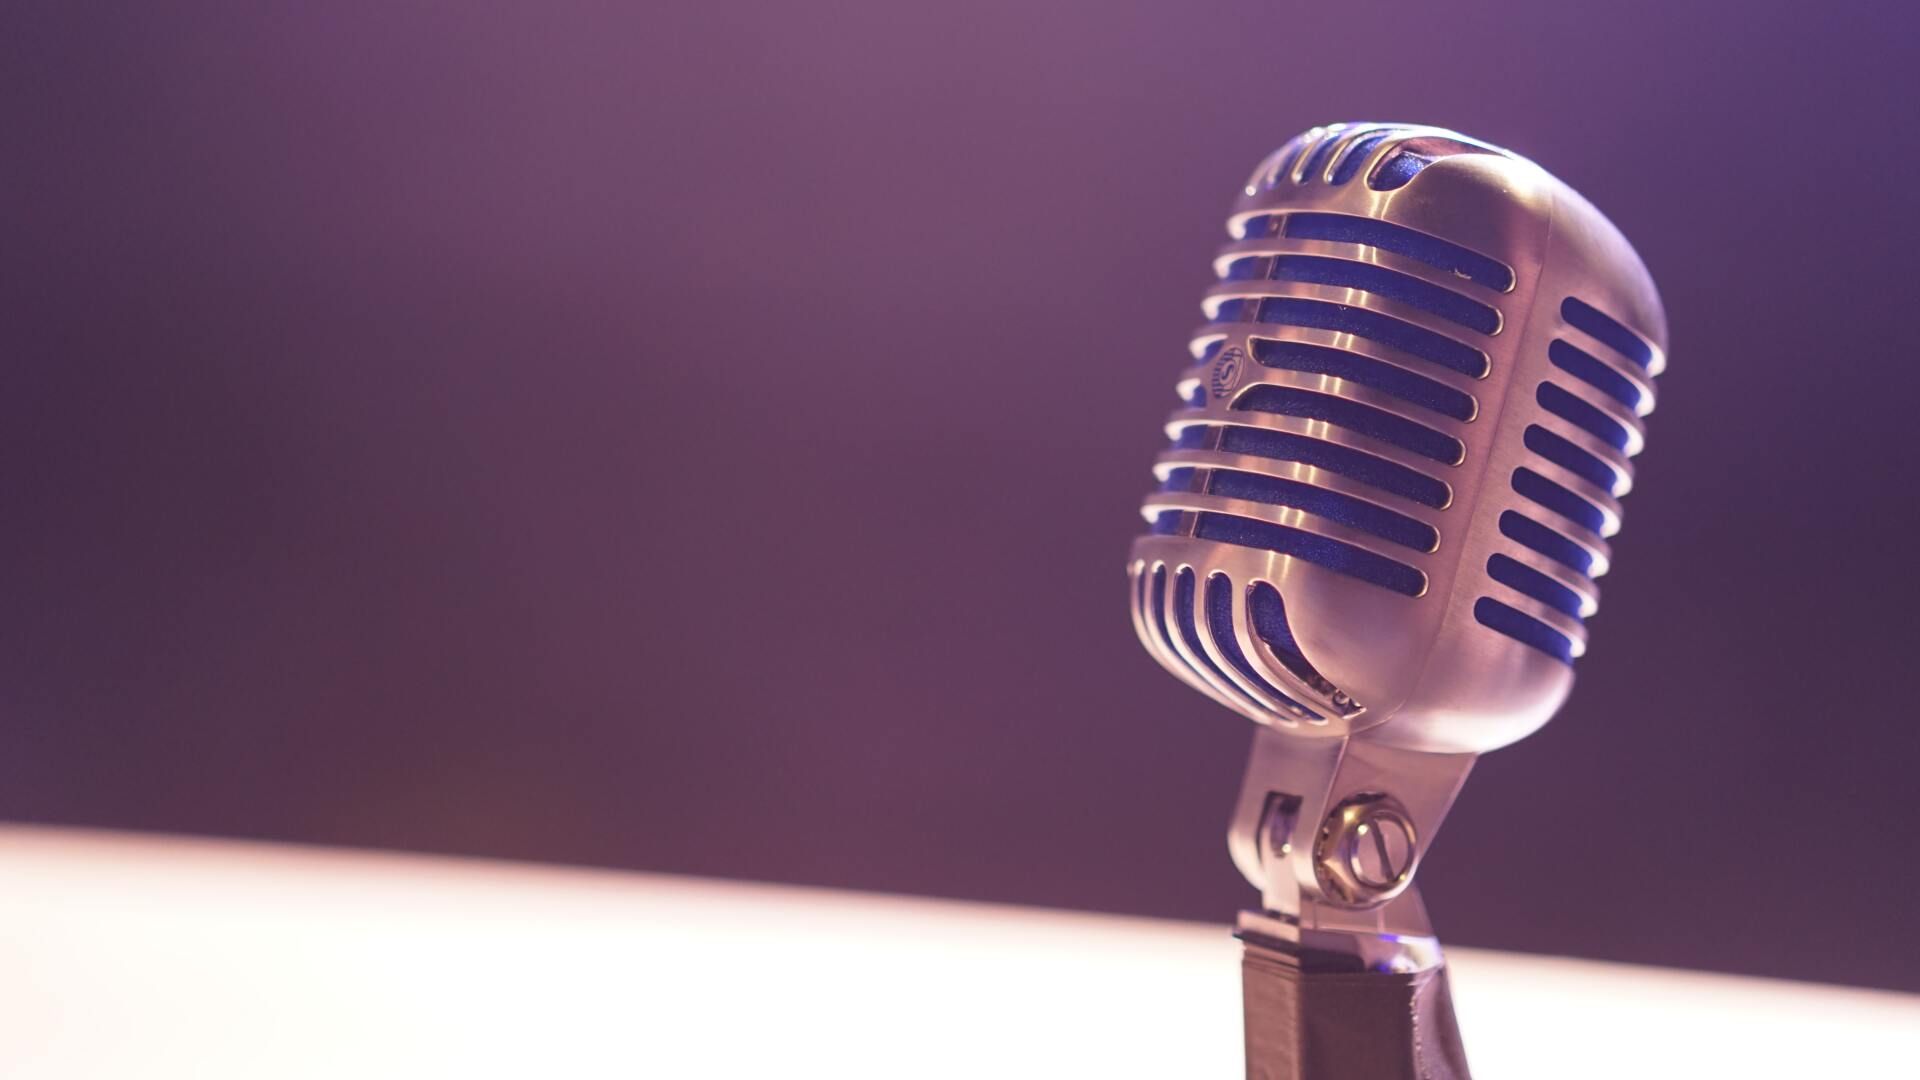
[1126,123,1667,1078]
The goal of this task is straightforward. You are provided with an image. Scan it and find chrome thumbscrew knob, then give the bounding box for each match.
[1315,794,1419,906]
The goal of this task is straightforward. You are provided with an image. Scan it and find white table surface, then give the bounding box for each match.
[0,826,1912,1078]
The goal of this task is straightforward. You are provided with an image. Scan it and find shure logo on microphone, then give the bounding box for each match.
[1208,345,1244,399]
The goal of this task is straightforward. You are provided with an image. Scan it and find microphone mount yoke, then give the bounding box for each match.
[1228,725,1476,1079]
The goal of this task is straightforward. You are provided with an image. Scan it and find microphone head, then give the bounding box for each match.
[1128,123,1667,754]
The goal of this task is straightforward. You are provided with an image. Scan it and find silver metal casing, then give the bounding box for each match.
[1129,123,1667,758]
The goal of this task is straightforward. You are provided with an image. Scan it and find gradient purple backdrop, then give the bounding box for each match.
[5,2,1918,991]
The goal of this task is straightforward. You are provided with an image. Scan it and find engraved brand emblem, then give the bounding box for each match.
[1208,345,1245,399]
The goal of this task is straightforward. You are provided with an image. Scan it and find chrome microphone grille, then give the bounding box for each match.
[1128,123,1667,753]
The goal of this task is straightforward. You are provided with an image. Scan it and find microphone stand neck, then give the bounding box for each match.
[1225,726,1478,1079]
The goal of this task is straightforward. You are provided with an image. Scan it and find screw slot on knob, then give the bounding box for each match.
[1315,795,1419,905]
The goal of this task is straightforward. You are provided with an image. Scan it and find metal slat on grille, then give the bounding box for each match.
[1478,295,1662,662]
[1146,206,1510,604]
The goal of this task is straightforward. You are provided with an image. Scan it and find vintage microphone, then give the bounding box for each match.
[1126,122,1667,1079]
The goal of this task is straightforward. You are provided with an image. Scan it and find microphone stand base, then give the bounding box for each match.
[1238,914,1471,1080]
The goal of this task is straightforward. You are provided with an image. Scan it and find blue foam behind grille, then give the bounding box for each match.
[1151,511,1181,535]
[1250,298,1489,378]
[1524,425,1621,494]
[1270,256,1499,334]
[1173,468,1438,551]
[1149,565,1176,639]
[1261,136,1310,191]
[1159,466,1195,492]
[1149,565,1219,696]
[1252,339,1475,422]
[1562,297,1655,369]
[1283,213,1513,291]
[1173,568,1253,707]
[1548,339,1642,410]
[1239,214,1280,239]
[1248,581,1303,653]
[1235,385,1464,465]
[1370,149,1434,191]
[1205,574,1320,718]
[1512,467,1606,535]
[1193,512,1425,596]
[1216,424,1450,507]
[1249,581,1332,688]
[1213,299,1252,323]
[1474,597,1573,663]
[1328,134,1389,185]
[1538,382,1631,451]
[1222,257,1266,282]
[1498,511,1593,575]
[1174,425,1208,449]
[1486,553,1584,618]
[1299,136,1341,183]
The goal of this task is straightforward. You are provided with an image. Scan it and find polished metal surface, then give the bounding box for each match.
[1314,793,1417,905]
[1124,122,1668,1075]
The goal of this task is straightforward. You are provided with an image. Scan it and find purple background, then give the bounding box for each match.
[6,3,1918,991]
